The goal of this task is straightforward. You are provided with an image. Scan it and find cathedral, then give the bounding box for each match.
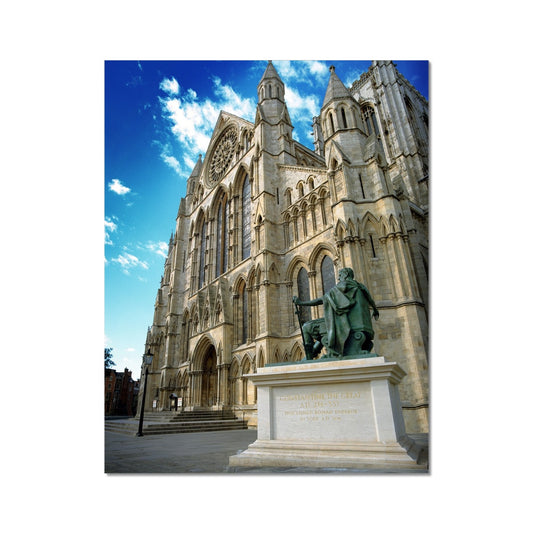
[137,61,429,433]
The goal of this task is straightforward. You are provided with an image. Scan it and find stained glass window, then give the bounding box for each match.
[216,203,223,277]
[242,284,248,343]
[242,175,251,259]
[297,268,311,323]
[224,198,229,271]
[215,198,228,277]
[199,220,206,289]
[321,255,335,294]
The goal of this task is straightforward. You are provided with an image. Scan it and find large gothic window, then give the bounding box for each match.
[242,175,251,260]
[362,105,380,137]
[238,282,248,344]
[320,255,336,294]
[198,220,206,289]
[216,196,229,277]
[297,267,311,323]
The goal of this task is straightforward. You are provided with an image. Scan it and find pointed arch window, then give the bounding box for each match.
[242,175,251,260]
[362,105,379,136]
[341,107,348,128]
[238,282,248,344]
[198,219,206,289]
[329,112,335,135]
[297,267,311,323]
[216,196,229,277]
[320,255,336,294]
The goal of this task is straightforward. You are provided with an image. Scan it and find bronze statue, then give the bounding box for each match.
[293,267,379,360]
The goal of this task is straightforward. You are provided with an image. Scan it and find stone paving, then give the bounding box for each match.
[105,427,258,473]
[105,426,428,474]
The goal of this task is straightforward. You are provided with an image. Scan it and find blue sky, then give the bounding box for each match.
[105,60,428,379]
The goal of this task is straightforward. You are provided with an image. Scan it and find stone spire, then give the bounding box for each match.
[259,60,282,85]
[190,154,203,177]
[257,60,286,105]
[322,65,352,108]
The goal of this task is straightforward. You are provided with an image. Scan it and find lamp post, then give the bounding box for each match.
[136,350,154,437]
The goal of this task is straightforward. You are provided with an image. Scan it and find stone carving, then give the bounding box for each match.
[293,267,379,360]
[209,126,238,184]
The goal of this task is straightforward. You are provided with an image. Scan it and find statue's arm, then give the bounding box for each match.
[293,295,323,306]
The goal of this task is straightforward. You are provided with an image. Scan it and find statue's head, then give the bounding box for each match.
[339,267,354,280]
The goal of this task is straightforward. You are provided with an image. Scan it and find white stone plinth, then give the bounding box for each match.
[229,357,426,470]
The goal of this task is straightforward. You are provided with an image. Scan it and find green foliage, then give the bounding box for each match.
[105,347,116,369]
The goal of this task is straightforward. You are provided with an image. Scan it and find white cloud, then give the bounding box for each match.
[212,77,255,119]
[285,86,320,119]
[160,76,179,96]
[104,217,118,245]
[146,241,169,258]
[159,75,255,175]
[108,178,131,195]
[303,60,329,78]
[162,153,181,174]
[111,253,148,274]
[272,60,329,83]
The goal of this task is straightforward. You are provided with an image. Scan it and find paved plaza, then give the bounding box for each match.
[105,427,258,473]
[105,425,428,474]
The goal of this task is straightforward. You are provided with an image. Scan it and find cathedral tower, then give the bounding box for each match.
[138,61,429,434]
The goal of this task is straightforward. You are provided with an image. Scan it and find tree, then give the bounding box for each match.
[105,347,116,369]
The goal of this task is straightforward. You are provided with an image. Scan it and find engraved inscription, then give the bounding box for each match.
[271,383,375,442]
[278,391,360,422]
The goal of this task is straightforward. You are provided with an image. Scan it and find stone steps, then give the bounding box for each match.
[105,411,247,435]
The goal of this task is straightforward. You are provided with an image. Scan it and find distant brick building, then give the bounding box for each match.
[105,367,139,416]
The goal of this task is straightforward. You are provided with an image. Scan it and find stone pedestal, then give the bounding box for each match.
[229,357,426,470]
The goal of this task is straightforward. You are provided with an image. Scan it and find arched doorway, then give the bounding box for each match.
[201,345,218,407]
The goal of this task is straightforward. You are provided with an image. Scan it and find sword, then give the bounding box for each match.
[293,297,306,345]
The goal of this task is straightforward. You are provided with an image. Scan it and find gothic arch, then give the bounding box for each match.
[257,347,265,368]
[347,218,357,238]
[285,187,293,208]
[309,242,337,273]
[361,211,382,236]
[389,214,402,235]
[234,163,252,191]
[190,334,216,371]
[334,219,347,241]
[308,192,319,205]
[290,343,303,362]
[268,262,280,283]
[240,352,253,373]
[286,255,310,281]
[254,205,265,225]
[211,183,230,211]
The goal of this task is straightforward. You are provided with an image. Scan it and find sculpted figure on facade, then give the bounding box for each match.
[293,267,379,360]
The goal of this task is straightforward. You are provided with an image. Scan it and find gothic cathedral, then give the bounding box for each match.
[138,61,429,433]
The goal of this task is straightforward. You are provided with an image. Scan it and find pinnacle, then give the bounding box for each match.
[322,65,352,108]
[259,60,283,84]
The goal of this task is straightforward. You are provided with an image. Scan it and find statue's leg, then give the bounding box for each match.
[361,332,373,353]
[301,322,313,345]
[303,343,315,360]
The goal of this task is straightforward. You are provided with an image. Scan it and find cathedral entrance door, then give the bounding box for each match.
[201,346,218,407]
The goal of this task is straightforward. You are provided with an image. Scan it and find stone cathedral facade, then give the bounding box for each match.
[137,61,429,433]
